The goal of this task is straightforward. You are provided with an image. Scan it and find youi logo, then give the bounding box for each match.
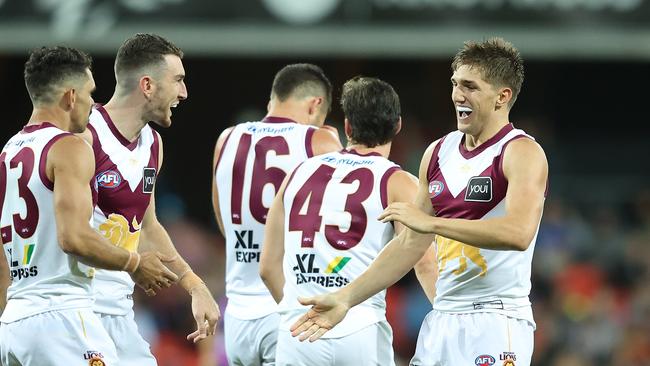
[97,170,122,189]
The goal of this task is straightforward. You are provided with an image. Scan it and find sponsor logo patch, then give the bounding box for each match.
[96,170,122,189]
[142,167,156,194]
[465,176,492,202]
[428,180,444,198]
[293,254,350,288]
[475,354,496,366]
[500,351,517,365]
[83,350,106,366]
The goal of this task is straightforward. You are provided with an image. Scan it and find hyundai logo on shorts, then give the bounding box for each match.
[97,170,122,188]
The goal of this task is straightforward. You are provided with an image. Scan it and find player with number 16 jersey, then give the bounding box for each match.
[212,64,341,365]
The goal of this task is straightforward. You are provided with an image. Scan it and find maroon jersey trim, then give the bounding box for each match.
[497,134,549,198]
[151,129,161,171]
[21,122,57,133]
[458,123,514,159]
[305,128,315,158]
[94,104,138,151]
[214,128,234,172]
[341,148,382,157]
[38,132,74,191]
[262,116,298,124]
[426,136,447,183]
[380,166,401,209]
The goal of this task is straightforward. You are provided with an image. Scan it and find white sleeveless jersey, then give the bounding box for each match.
[88,105,160,316]
[278,149,401,338]
[0,123,95,323]
[215,117,317,319]
[426,123,543,326]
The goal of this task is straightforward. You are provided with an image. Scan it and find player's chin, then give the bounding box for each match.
[153,117,172,128]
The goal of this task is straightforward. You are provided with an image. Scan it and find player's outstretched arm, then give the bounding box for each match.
[414,243,438,305]
[50,135,178,288]
[291,144,439,342]
[387,168,438,305]
[260,175,290,303]
[139,133,220,343]
[380,138,548,251]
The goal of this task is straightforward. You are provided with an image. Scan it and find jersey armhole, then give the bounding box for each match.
[380,166,402,209]
[39,133,74,191]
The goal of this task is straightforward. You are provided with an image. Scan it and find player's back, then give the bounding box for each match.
[278,149,401,337]
[86,105,160,316]
[427,124,539,324]
[215,117,317,319]
[0,123,95,323]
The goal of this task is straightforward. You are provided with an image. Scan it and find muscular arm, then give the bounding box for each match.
[139,133,220,342]
[211,127,233,237]
[388,170,438,305]
[50,135,132,269]
[290,144,440,341]
[259,176,289,303]
[381,138,548,251]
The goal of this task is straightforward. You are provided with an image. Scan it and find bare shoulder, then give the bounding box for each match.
[75,129,93,145]
[418,138,442,176]
[312,127,343,156]
[388,169,418,203]
[48,134,95,173]
[502,137,548,187]
[503,137,547,171]
[388,169,418,188]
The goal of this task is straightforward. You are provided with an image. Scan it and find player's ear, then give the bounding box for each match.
[395,117,402,135]
[344,118,353,141]
[140,75,154,99]
[61,88,76,112]
[495,87,512,110]
[308,96,324,117]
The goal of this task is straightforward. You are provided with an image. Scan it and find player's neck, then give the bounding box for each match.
[27,107,71,132]
[346,141,392,158]
[103,94,147,142]
[465,116,510,150]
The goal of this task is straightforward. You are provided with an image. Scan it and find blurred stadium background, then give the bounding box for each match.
[1,1,650,365]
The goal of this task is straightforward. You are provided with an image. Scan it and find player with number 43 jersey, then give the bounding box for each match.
[212,64,341,365]
[260,77,435,366]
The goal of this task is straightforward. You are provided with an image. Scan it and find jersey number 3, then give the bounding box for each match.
[0,149,40,243]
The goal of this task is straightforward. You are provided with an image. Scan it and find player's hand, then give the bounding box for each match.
[131,251,178,296]
[290,294,349,342]
[186,284,221,343]
[378,202,433,233]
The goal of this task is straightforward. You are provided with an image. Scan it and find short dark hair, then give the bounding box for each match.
[341,76,401,148]
[24,46,92,105]
[271,63,332,112]
[452,37,524,108]
[114,33,183,85]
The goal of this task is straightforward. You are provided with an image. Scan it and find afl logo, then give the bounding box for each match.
[97,170,122,189]
[475,355,496,366]
[428,180,444,198]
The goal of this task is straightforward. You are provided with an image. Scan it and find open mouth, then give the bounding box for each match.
[457,106,473,119]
